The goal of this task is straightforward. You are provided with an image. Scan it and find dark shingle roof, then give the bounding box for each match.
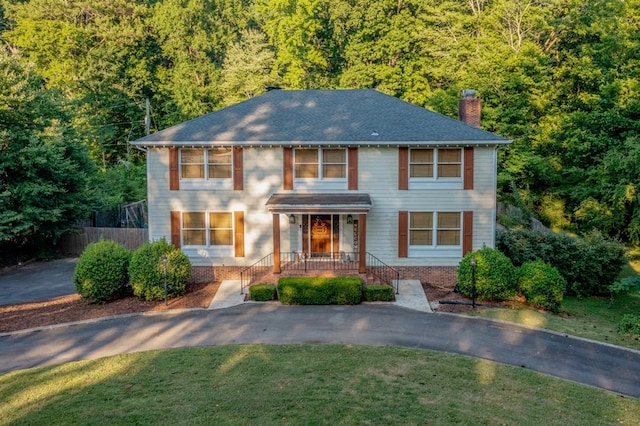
[266,193,373,212]
[133,89,509,146]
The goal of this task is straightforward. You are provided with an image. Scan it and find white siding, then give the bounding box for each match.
[147,147,284,266]
[146,145,498,267]
[355,147,497,266]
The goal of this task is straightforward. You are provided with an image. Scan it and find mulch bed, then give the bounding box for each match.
[0,281,220,334]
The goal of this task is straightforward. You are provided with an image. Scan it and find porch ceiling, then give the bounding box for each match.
[266,193,372,214]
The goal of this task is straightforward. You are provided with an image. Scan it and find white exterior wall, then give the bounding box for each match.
[147,147,287,266]
[357,147,496,267]
[146,145,498,267]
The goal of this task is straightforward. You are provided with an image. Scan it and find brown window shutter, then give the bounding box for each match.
[463,211,473,255]
[170,211,181,248]
[234,211,245,257]
[348,147,358,190]
[169,148,179,190]
[398,211,408,257]
[283,147,293,190]
[464,147,474,190]
[398,147,408,190]
[233,147,243,190]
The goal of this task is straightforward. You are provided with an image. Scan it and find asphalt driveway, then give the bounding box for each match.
[1,304,639,398]
[1,258,639,398]
[0,258,77,306]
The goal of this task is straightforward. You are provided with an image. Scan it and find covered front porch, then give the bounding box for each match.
[266,193,373,275]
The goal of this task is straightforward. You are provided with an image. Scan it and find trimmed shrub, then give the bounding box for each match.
[277,276,362,305]
[74,240,132,303]
[518,260,566,313]
[129,239,191,301]
[618,314,640,337]
[457,247,518,301]
[572,232,626,297]
[496,229,626,297]
[364,285,395,302]
[609,276,640,295]
[249,284,277,301]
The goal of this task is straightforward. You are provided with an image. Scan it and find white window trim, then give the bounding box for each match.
[181,211,234,257]
[179,148,234,190]
[407,211,462,258]
[408,148,463,190]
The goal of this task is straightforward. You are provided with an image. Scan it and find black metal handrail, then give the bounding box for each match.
[239,252,273,294]
[366,252,400,294]
[280,251,359,272]
[238,251,399,295]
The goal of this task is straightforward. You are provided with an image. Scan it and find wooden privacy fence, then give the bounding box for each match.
[59,227,149,255]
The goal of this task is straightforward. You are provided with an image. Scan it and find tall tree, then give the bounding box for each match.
[3,0,159,164]
[257,0,333,88]
[150,0,252,124]
[220,29,277,105]
[0,50,93,253]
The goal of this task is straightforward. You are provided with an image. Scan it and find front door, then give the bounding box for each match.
[303,215,339,257]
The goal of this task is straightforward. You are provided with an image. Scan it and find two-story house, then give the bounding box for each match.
[132,89,510,289]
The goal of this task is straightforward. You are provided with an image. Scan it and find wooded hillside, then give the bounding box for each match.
[1,0,639,249]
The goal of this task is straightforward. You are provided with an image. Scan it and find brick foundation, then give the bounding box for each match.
[192,265,458,291]
[393,266,458,289]
[190,266,245,283]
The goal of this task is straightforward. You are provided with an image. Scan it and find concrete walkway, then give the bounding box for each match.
[208,279,431,312]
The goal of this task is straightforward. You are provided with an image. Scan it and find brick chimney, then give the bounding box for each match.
[458,90,481,128]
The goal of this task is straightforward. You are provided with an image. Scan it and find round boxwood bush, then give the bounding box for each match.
[518,260,566,313]
[74,240,132,303]
[129,239,191,301]
[249,284,277,301]
[457,247,517,301]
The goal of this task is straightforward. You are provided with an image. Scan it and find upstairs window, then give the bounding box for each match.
[180,148,232,180]
[294,148,346,179]
[409,148,461,179]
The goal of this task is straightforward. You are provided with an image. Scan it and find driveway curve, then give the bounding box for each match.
[1,303,639,398]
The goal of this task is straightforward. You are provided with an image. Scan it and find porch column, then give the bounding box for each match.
[358,214,367,273]
[273,213,281,274]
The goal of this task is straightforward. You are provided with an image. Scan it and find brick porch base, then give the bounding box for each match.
[191,265,457,290]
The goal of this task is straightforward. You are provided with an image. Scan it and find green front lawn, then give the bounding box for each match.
[2,345,638,425]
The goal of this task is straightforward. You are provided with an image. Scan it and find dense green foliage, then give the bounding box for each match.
[457,248,518,301]
[73,240,132,303]
[1,0,640,253]
[277,276,362,305]
[364,284,395,302]
[609,276,640,295]
[88,161,147,212]
[0,50,94,256]
[618,314,640,337]
[517,260,566,313]
[249,284,277,301]
[129,239,191,301]
[496,229,626,297]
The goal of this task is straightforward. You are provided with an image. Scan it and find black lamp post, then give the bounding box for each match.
[162,254,168,306]
[470,256,477,308]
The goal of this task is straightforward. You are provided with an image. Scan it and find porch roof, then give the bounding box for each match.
[266,193,372,214]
